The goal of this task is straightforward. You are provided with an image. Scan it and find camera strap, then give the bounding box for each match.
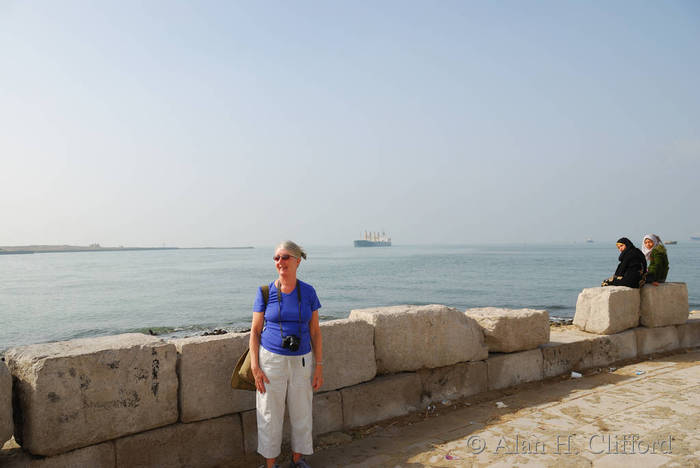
[275,279,302,343]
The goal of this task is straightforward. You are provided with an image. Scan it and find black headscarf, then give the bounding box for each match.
[616,237,634,262]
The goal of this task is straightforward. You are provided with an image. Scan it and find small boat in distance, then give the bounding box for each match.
[354,231,391,247]
[585,238,594,243]
[665,240,677,245]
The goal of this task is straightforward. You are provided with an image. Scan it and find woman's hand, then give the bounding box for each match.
[312,364,323,391]
[252,364,270,393]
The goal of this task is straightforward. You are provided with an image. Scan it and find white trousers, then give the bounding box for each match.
[256,347,314,459]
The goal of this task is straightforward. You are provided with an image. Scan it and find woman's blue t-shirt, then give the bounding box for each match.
[253,280,321,356]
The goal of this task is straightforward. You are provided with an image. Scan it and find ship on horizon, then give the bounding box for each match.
[354,231,391,247]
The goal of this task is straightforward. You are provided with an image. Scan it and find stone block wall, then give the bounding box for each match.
[1,442,115,468]
[640,282,689,327]
[487,349,544,390]
[578,329,638,368]
[574,286,640,334]
[417,361,487,404]
[678,311,700,348]
[172,333,254,423]
[1,303,697,467]
[5,334,178,456]
[340,373,422,428]
[635,326,680,355]
[1,359,13,447]
[317,319,376,392]
[349,304,487,373]
[574,283,689,334]
[466,308,550,353]
[541,329,637,378]
[114,414,244,468]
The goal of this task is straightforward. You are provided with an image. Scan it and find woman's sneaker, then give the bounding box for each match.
[290,459,311,468]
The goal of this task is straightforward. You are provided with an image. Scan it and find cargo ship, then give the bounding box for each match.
[354,231,391,247]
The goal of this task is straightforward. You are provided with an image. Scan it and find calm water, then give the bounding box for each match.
[2,243,699,352]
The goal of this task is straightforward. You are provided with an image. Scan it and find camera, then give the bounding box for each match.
[282,335,301,352]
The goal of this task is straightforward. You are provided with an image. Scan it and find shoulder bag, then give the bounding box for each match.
[230,284,269,391]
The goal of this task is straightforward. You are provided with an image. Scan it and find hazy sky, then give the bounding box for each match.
[1,1,699,247]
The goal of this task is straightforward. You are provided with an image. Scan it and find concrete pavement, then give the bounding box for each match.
[306,349,700,467]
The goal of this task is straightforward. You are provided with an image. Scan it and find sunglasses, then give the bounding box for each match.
[273,254,296,262]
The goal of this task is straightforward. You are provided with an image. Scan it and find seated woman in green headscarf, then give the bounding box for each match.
[642,234,669,286]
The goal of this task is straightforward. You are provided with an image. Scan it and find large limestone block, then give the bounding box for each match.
[417,361,487,404]
[312,390,344,436]
[172,332,255,423]
[465,308,550,353]
[319,319,376,392]
[241,409,261,455]
[573,287,640,334]
[640,283,689,327]
[635,326,680,356]
[0,442,115,468]
[340,373,422,428]
[240,410,258,455]
[1,359,13,446]
[114,415,243,468]
[240,391,343,454]
[349,305,487,374]
[678,312,700,348]
[541,329,637,377]
[540,331,592,378]
[5,334,178,456]
[487,349,543,390]
[581,330,637,368]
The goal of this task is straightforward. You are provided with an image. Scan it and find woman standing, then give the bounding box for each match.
[249,241,323,468]
[601,237,647,288]
[642,234,669,285]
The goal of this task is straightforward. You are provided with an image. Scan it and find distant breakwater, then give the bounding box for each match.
[0,246,254,255]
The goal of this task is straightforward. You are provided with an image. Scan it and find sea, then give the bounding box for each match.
[2,243,699,353]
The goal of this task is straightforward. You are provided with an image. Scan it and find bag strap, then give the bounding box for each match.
[261,284,269,307]
[261,284,270,329]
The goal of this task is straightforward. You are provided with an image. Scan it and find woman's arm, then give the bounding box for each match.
[648,250,659,277]
[649,247,669,283]
[309,309,324,391]
[648,247,668,277]
[250,312,269,393]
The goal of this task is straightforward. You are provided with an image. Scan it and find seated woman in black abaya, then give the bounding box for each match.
[601,237,647,288]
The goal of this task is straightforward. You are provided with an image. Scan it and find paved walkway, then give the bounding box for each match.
[307,349,700,467]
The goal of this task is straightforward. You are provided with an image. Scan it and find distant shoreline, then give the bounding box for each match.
[0,245,254,255]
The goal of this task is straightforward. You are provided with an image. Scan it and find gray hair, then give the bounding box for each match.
[275,240,307,260]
